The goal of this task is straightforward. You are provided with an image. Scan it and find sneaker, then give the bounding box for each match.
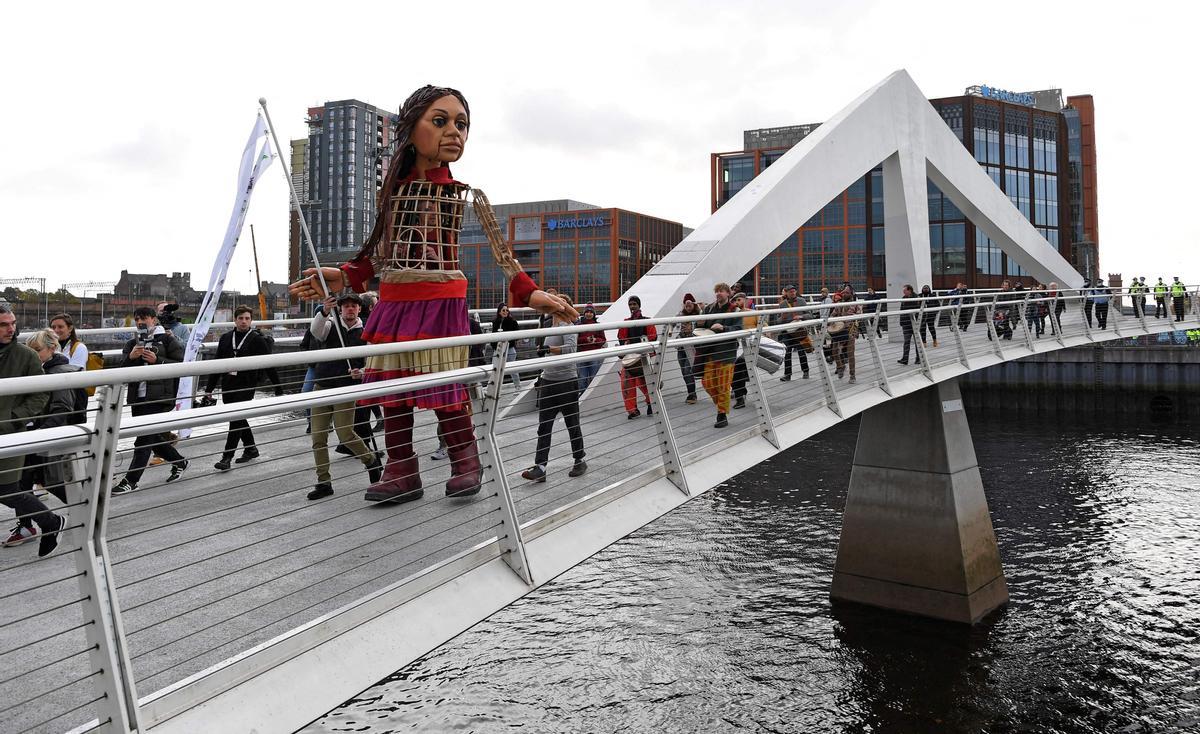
[214,459,232,472]
[111,478,136,495]
[521,465,547,483]
[431,446,448,461]
[780,375,791,382]
[685,393,697,404]
[733,396,746,409]
[714,413,728,428]
[235,447,260,464]
[307,482,334,501]
[38,514,62,558]
[568,460,588,478]
[166,460,188,483]
[627,409,640,419]
[802,371,810,379]
[366,455,383,484]
[335,444,354,457]
[849,377,857,384]
[4,524,36,547]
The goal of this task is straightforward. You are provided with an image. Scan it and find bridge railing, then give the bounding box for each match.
[0,284,1197,733]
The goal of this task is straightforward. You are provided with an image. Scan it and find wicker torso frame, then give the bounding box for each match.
[373,180,469,276]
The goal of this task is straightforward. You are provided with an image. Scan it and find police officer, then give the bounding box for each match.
[1153,277,1168,318]
[1170,277,1187,322]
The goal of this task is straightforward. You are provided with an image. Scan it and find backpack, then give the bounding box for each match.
[68,387,88,425]
[69,341,105,397]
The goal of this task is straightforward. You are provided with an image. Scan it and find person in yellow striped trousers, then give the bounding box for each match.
[696,283,742,428]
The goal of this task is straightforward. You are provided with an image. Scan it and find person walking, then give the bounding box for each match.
[697,283,742,428]
[675,295,701,403]
[919,285,939,348]
[773,285,810,381]
[305,294,383,501]
[111,307,189,495]
[1092,282,1110,329]
[617,295,656,418]
[897,285,921,365]
[729,292,755,409]
[521,299,587,483]
[203,305,271,471]
[1027,284,1046,338]
[576,305,606,392]
[948,283,972,331]
[1048,282,1065,334]
[491,304,523,388]
[0,308,62,557]
[1137,277,1149,318]
[1153,277,1168,319]
[1082,279,1095,327]
[833,286,861,384]
[863,286,885,336]
[1171,277,1187,322]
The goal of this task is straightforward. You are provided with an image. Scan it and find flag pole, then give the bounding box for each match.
[258,97,349,353]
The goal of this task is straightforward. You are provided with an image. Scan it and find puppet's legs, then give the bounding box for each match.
[437,407,481,497]
[364,404,423,503]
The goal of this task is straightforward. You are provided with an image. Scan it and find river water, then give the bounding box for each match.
[303,414,1200,733]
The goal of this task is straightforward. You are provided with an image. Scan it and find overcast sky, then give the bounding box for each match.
[3,0,1196,296]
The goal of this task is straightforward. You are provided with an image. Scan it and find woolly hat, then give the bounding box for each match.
[683,293,696,304]
[627,295,641,307]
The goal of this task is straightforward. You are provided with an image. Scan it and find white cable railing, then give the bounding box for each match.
[0,284,1197,733]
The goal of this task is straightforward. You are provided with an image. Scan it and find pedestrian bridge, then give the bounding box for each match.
[1,290,1196,734]
[2,68,1198,733]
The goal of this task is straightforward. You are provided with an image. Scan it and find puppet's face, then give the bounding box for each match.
[410,94,469,169]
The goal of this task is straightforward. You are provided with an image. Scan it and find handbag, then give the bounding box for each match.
[827,320,846,335]
[798,333,814,353]
[755,337,785,374]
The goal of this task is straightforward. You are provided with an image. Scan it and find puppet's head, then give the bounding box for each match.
[394,85,471,179]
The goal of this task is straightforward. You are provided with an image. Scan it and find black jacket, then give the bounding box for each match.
[35,354,84,429]
[121,329,185,416]
[311,313,365,389]
[203,328,271,403]
[900,293,921,333]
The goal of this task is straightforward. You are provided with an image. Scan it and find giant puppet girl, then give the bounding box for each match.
[290,85,576,503]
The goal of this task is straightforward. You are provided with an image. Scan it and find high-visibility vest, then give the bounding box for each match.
[1155,283,1168,297]
[1170,282,1186,297]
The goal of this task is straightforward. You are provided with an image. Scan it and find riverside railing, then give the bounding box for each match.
[0,285,1197,733]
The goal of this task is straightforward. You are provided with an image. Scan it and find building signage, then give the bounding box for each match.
[546,216,607,231]
[977,85,1035,107]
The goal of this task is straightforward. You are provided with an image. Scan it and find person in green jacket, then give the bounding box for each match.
[0,304,61,557]
[1153,277,1168,318]
[1170,277,1187,322]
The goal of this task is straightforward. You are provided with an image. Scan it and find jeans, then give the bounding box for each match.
[675,348,696,396]
[504,345,521,387]
[781,333,809,377]
[1,480,56,531]
[124,432,186,487]
[533,378,585,467]
[577,358,600,393]
[920,314,937,344]
[302,366,317,423]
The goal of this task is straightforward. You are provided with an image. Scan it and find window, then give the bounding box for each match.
[975,230,1001,276]
[973,103,1001,165]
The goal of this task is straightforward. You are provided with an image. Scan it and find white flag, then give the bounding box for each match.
[176,115,275,418]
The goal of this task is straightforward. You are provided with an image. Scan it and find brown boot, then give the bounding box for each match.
[364,405,423,503]
[438,408,482,497]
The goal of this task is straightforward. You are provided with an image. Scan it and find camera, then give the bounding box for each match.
[136,325,155,347]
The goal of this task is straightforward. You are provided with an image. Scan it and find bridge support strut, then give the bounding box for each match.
[830,379,1008,624]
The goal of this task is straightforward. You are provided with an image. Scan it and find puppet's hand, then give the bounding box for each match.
[529,290,579,322]
[289,268,345,300]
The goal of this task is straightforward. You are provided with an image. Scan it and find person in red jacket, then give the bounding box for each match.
[290,85,574,504]
[616,295,656,418]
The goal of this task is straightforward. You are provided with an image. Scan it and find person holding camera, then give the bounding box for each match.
[111,307,189,495]
[305,294,383,501]
[203,305,271,471]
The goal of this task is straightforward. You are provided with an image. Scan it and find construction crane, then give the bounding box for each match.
[63,280,119,323]
[0,277,48,325]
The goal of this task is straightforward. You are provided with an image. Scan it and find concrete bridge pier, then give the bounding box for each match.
[830,379,1008,623]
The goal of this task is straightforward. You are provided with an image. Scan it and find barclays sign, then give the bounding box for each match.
[977,85,1035,107]
[546,216,607,231]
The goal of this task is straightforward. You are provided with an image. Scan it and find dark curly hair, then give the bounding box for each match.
[357,86,470,260]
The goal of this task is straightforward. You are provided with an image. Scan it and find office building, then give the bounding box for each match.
[293,99,400,278]
[712,84,1099,293]
[458,201,688,310]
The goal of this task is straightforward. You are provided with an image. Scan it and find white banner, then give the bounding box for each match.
[175,115,275,417]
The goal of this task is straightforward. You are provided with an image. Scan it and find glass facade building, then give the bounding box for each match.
[458,204,686,311]
[711,88,1098,294]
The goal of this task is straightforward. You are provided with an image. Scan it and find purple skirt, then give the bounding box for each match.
[360,297,471,410]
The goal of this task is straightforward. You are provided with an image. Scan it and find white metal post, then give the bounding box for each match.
[812,311,842,417]
[950,301,970,368]
[647,329,691,495]
[1079,292,1095,342]
[985,300,1006,359]
[476,345,534,584]
[912,302,933,380]
[862,312,893,396]
[72,385,143,733]
[743,321,780,449]
[1018,292,1036,352]
[1109,289,1124,337]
